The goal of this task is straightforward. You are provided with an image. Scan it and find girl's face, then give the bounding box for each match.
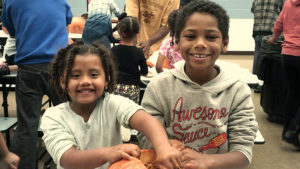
[61,54,107,107]
[175,12,228,77]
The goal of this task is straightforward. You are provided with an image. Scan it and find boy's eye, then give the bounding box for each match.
[207,34,220,41]
[183,34,195,40]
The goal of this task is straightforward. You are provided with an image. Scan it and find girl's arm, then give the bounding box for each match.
[155,54,165,73]
[139,49,148,75]
[129,110,181,169]
[60,144,140,169]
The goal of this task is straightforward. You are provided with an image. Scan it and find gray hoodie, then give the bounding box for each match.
[138,61,258,162]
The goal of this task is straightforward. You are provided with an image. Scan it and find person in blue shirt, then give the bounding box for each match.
[1,0,72,169]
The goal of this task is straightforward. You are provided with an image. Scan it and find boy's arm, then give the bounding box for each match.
[181,148,249,169]
[227,84,258,164]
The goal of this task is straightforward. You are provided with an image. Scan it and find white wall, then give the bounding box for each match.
[228,19,254,52]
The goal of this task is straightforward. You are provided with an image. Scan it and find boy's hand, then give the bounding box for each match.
[153,146,181,169]
[181,148,214,169]
[4,152,19,169]
[106,144,141,164]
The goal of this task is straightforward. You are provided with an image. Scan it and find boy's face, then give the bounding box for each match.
[175,12,228,76]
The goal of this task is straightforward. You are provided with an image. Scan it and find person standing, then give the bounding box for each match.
[251,0,285,92]
[82,0,120,48]
[125,0,180,58]
[267,0,300,149]
[1,0,72,168]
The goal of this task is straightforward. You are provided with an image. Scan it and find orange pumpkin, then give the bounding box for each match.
[108,149,156,169]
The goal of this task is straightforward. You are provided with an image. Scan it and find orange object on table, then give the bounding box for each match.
[108,149,156,169]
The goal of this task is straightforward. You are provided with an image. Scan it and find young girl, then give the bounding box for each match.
[156,10,183,73]
[112,16,148,104]
[40,42,181,169]
[138,1,258,169]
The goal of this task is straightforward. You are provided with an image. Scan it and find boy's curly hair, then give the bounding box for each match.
[50,41,116,101]
[175,0,229,41]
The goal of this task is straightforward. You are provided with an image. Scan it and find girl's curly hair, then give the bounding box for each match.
[50,41,116,101]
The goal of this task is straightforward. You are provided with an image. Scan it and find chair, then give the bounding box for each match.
[0,116,17,147]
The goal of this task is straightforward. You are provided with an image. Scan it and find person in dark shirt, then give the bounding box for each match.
[112,16,148,104]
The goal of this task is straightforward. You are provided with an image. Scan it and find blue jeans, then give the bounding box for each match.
[282,54,300,133]
[11,63,61,169]
[82,14,112,48]
[253,35,264,75]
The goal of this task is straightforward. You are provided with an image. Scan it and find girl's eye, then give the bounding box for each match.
[91,73,99,77]
[71,74,80,79]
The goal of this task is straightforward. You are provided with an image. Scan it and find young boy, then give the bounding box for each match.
[138,0,258,168]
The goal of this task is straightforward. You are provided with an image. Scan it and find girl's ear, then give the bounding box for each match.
[221,38,229,54]
[60,76,66,89]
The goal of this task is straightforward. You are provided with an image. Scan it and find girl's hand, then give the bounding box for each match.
[169,139,184,151]
[181,148,214,169]
[106,144,141,164]
[153,146,181,169]
[4,152,19,169]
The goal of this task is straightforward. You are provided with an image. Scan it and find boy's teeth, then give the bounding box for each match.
[193,54,207,58]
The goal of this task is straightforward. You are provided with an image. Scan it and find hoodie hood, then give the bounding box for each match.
[170,60,245,94]
[291,0,300,6]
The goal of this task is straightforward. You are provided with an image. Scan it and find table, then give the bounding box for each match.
[0,73,17,147]
[0,73,16,117]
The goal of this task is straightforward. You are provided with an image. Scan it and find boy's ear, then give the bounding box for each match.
[174,36,180,50]
[221,38,229,54]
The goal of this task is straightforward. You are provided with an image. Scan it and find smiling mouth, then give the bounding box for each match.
[77,89,95,93]
[191,54,209,58]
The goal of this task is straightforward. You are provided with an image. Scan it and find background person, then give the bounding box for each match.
[1,0,72,168]
[155,9,182,73]
[267,0,300,149]
[125,0,180,59]
[82,0,120,48]
[251,0,285,92]
[112,16,148,104]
